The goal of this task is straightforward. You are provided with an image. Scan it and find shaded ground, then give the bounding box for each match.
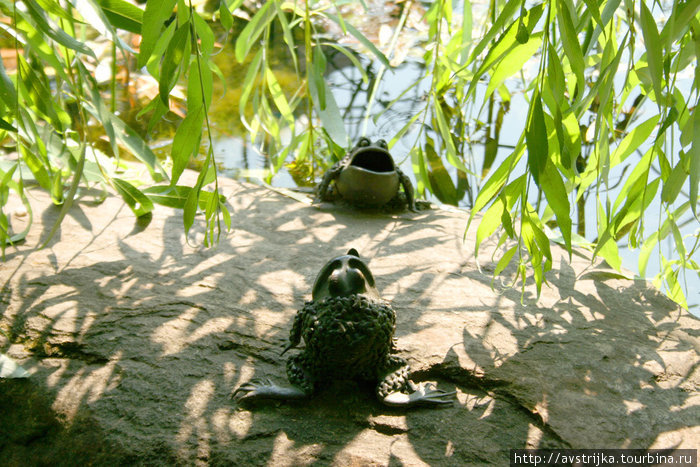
[1,176,698,465]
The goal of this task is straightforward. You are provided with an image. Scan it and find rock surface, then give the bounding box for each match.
[1,176,698,465]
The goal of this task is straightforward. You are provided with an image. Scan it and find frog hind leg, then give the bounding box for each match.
[376,355,455,407]
[232,353,313,402]
[314,162,343,203]
[396,169,416,211]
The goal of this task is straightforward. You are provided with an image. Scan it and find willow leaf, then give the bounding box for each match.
[98,0,143,34]
[159,22,191,106]
[235,1,275,63]
[113,178,154,217]
[324,13,390,67]
[137,0,176,67]
[640,1,664,104]
[526,90,548,185]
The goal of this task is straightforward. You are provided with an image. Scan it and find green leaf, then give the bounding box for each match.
[309,75,347,146]
[639,1,664,104]
[433,98,471,175]
[193,11,215,56]
[556,0,586,96]
[144,185,190,208]
[0,56,17,114]
[0,118,16,132]
[83,102,163,179]
[485,33,542,101]
[476,197,505,256]
[171,107,204,185]
[159,21,191,106]
[691,107,700,217]
[235,1,275,63]
[219,0,233,30]
[540,160,572,252]
[98,0,143,34]
[266,67,294,129]
[661,161,687,204]
[138,0,177,67]
[424,140,458,205]
[23,0,95,57]
[113,178,154,217]
[324,13,391,67]
[525,90,548,185]
[494,245,519,277]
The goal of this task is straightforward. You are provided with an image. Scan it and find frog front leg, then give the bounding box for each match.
[396,169,417,212]
[376,356,454,406]
[232,354,314,402]
[314,161,344,203]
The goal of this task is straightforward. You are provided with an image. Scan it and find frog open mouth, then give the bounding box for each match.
[349,147,395,173]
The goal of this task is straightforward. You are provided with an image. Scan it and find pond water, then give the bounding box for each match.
[143,3,700,314]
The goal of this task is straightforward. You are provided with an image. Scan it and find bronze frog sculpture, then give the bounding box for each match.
[233,249,454,407]
[315,137,417,211]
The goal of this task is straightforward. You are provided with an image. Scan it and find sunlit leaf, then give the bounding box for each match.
[639,1,664,104]
[98,0,143,34]
[235,1,275,63]
[23,0,95,57]
[138,0,177,67]
[113,178,154,217]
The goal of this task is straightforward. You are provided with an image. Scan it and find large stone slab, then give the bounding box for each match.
[1,176,698,465]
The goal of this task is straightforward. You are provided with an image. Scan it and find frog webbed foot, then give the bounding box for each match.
[232,377,309,403]
[382,380,455,407]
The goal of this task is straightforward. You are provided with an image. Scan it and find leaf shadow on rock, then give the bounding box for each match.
[421,253,699,463]
[1,183,698,465]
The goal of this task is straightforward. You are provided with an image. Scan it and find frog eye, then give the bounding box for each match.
[376,139,388,149]
[357,137,371,147]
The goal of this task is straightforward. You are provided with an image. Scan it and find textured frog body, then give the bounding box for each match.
[233,249,454,407]
[315,137,416,211]
[286,295,399,391]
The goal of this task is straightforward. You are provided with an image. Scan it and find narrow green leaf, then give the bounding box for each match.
[581,0,604,31]
[610,115,658,166]
[639,1,664,104]
[24,0,95,57]
[494,245,519,277]
[143,185,190,208]
[485,33,542,100]
[98,0,143,34]
[193,11,215,56]
[265,67,294,129]
[234,1,275,63]
[159,22,191,106]
[324,13,391,67]
[661,161,687,204]
[138,0,177,67]
[471,144,524,215]
[476,197,505,256]
[690,106,700,216]
[219,0,233,30]
[557,0,586,95]
[540,160,572,252]
[83,102,163,179]
[113,178,154,217]
[309,76,347,145]
[526,90,548,185]
[171,107,204,185]
[0,118,16,132]
[433,98,471,175]
[424,140,458,205]
[0,56,17,114]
